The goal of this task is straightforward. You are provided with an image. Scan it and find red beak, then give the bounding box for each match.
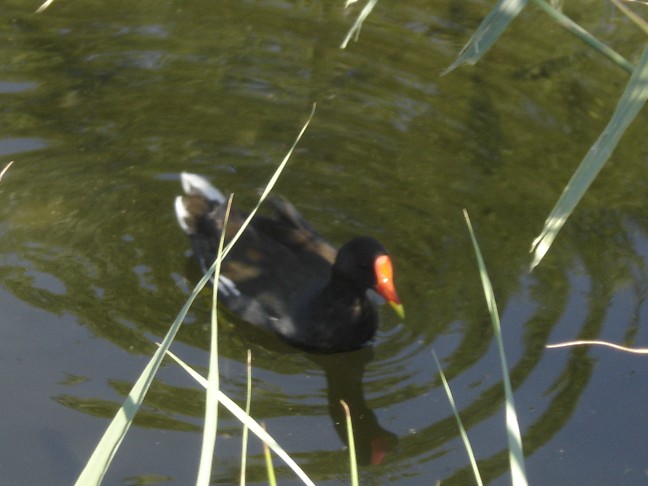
[374,255,404,318]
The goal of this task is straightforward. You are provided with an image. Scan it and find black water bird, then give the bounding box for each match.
[174,172,404,353]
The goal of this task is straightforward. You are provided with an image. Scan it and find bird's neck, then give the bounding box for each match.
[320,276,374,324]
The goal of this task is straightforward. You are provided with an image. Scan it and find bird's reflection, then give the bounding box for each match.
[309,347,398,465]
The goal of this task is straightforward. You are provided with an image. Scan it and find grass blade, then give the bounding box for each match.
[36,0,55,13]
[219,103,315,264]
[463,209,528,486]
[340,400,359,486]
[196,196,233,486]
[611,0,648,36]
[531,0,633,73]
[239,350,253,486]
[75,105,315,485]
[546,340,648,354]
[444,0,528,74]
[163,348,316,486]
[262,423,277,486]
[530,45,648,270]
[75,266,215,485]
[340,0,379,49]
[431,350,483,486]
[0,161,13,182]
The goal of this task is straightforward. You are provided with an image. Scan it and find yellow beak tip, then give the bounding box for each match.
[389,302,405,319]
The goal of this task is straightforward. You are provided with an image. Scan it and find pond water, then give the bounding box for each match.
[2,0,648,484]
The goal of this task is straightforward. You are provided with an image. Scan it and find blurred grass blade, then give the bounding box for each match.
[463,209,528,486]
[36,0,55,12]
[240,350,253,486]
[218,103,315,265]
[530,45,648,270]
[432,351,483,486]
[445,0,633,74]
[164,348,317,486]
[611,0,648,36]
[340,401,359,486]
[196,196,233,486]
[75,106,315,486]
[0,161,13,182]
[444,0,528,74]
[341,0,379,48]
[531,0,633,73]
[546,339,648,354]
[262,423,277,486]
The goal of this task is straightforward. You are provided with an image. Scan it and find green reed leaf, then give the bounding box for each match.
[464,209,528,486]
[444,0,528,74]
[530,45,648,270]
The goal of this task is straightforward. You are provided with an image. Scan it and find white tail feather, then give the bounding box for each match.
[174,195,194,234]
[180,172,226,203]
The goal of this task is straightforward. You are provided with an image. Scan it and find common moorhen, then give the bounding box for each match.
[175,172,403,353]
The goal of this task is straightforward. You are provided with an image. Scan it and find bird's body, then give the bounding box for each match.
[175,172,402,353]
